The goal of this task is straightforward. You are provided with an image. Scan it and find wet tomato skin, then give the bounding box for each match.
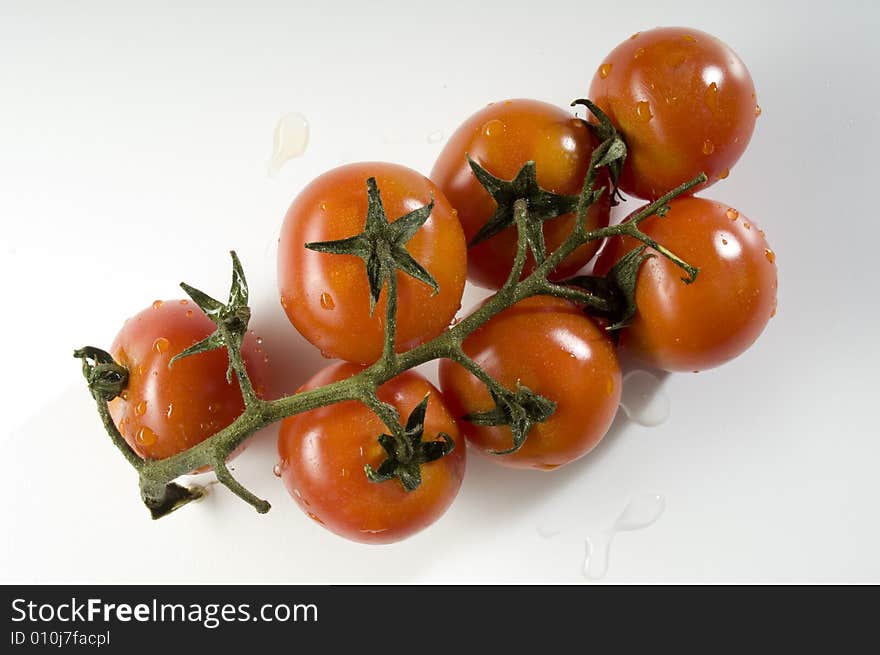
[108,299,271,461]
[589,27,758,200]
[439,296,621,470]
[277,162,467,364]
[431,99,611,290]
[277,362,466,544]
[594,197,777,372]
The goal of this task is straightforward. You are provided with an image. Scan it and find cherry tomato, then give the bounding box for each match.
[278,162,467,364]
[589,27,759,200]
[594,197,777,371]
[431,99,611,290]
[439,296,621,470]
[108,299,271,460]
[277,362,465,544]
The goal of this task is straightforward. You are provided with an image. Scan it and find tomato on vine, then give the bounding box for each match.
[277,362,466,544]
[588,27,759,200]
[439,296,621,470]
[431,99,611,289]
[277,162,467,364]
[593,196,777,372]
[107,299,271,461]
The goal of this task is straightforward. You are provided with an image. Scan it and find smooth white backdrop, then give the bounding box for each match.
[1,0,878,583]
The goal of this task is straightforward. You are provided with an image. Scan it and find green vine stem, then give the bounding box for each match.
[75,117,706,518]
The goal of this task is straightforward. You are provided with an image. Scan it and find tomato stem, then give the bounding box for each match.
[77,128,707,518]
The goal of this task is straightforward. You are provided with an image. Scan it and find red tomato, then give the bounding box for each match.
[108,299,271,460]
[589,27,759,200]
[439,296,621,470]
[431,99,611,290]
[594,197,777,371]
[277,162,467,364]
[277,362,466,544]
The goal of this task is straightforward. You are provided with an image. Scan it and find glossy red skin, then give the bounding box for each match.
[108,300,270,461]
[594,197,777,371]
[431,99,611,290]
[439,296,621,470]
[589,27,758,200]
[278,162,467,364]
[277,363,466,544]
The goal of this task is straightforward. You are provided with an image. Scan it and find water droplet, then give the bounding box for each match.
[619,370,670,427]
[726,207,739,220]
[185,310,193,317]
[770,298,778,318]
[614,494,666,532]
[166,403,174,418]
[134,400,147,417]
[633,47,646,59]
[255,337,263,345]
[273,464,282,477]
[743,222,751,230]
[702,140,715,155]
[705,82,719,110]
[120,390,129,401]
[598,63,612,79]
[584,494,666,580]
[179,299,188,305]
[135,426,158,447]
[263,354,270,363]
[268,112,309,176]
[765,248,776,264]
[208,403,221,414]
[722,238,729,245]
[755,104,762,117]
[536,524,562,538]
[307,512,325,525]
[426,129,444,143]
[319,292,335,310]
[635,101,653,122]
[152,337,169,354]
[482,119,505,138]
[717,168,730,180]
[319,201,328,211]
[255,346,262,353]
[152,300,163,310]
[681,34,697,43]
[629,32,640,40]
[280,296,290,310]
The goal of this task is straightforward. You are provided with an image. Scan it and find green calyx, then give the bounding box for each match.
[73,346,128,402]
[170,251,252,383]
[305,177,439,315]
[467,157,580,263]
[571,98,627,205]
[565,245,653,331]
[464,381,557,455]
[364,395,455,492]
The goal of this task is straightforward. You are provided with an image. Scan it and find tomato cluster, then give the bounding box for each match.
[97,27,776,544]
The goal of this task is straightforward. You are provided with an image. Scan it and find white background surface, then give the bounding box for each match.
[1,0,879,583]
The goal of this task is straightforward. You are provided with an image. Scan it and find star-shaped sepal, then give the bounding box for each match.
[364,395,456,492]
[169,251,252,381]
[467,157,581,263]
[463,381,557,455]
[571,98,627,206]
[564,246,653,332]
[305,177,439,315]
